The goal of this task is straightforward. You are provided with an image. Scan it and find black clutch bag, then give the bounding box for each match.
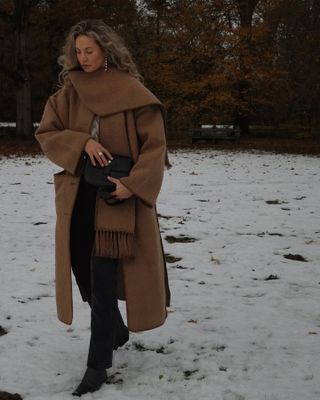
[83,155,134,205]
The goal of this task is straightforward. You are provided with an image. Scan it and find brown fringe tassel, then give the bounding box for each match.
[94,230,134,259]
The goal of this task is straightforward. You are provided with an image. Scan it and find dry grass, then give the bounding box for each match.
[0,134,320,156]
[168,137,320,155]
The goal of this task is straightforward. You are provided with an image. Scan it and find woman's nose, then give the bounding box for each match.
[79,53,88,63]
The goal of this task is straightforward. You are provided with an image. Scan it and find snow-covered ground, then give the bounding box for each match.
[0,149,319,400]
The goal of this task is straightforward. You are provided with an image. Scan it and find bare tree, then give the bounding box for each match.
[0,0,37,137]
[233,0,260,134]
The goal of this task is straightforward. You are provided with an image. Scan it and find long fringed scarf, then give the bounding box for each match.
[67,68,168,259]
[94,194,136,259]
[89,115,136,259]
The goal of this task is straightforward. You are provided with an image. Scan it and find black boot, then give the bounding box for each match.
[72,367,107,397]
[113,326,129,350]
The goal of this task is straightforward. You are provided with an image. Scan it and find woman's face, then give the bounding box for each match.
[75,35,105,73]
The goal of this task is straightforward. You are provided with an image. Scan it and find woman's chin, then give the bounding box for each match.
[82,66,104,73]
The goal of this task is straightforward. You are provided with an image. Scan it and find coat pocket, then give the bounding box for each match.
[53,171,79,218]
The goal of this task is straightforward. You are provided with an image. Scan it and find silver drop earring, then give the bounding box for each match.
[104,55,108,72]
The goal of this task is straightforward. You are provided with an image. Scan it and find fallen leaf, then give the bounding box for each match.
[283,254,308,262]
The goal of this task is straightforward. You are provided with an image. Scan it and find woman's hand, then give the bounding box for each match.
[84,138,113,167]
[107,176,133,200]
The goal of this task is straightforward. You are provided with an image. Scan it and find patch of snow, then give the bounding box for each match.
[0,149,319,400]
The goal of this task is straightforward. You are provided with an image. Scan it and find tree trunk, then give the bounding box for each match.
[234,0,259,135]
[15,0,33,137]
[235,0,259,27]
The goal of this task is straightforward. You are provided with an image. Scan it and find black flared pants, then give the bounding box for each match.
[70,177,127,369]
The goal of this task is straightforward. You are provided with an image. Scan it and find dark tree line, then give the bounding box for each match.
[0,0,319,137]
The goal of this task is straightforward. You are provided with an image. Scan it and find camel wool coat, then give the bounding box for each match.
[35,67,171,332]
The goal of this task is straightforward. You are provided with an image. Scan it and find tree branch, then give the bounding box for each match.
[29,0,42,9]
[0,65,25,83]
[0,8,14,23]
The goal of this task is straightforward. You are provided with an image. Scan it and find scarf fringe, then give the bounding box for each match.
[95,230,134,259]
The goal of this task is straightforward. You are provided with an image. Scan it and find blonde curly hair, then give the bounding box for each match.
[57,19,143,86]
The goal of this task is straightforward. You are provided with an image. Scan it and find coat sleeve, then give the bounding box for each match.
[35,88,91,175]
[120,104,167,207]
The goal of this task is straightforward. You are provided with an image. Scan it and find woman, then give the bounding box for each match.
[35,19,171,396]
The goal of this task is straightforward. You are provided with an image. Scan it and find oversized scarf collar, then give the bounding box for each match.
[68,67,163,117]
